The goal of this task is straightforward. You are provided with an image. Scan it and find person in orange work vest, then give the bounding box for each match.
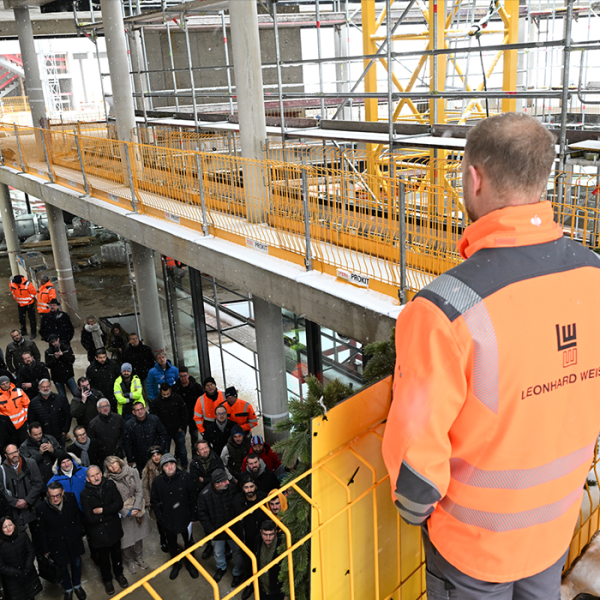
[382,113,600,600]
[36,274,57,315]
[9,275,37,340]
[0,375,30,445]
[193,376,225,435]
[223,387,257,434]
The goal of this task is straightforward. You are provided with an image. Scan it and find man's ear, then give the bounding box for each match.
[468,164,484,197]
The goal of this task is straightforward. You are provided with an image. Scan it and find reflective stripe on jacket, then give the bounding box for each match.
[0,384,30,429]
[37,282,57,313]
[224,397,258,432]
[382,202,600,583]
[114,375,144,416]
[193,390,225,434]
[9,280,36,306]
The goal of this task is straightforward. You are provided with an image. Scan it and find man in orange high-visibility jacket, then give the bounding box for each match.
[383,112,600,600]
[193,376,225,434]
[9,275,37,340]
[36,274,56,315]
[0,375,30,445]
[223,386,257,433]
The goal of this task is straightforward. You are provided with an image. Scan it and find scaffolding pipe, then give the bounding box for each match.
[162,0,180,110]
[183,14,201,132]
[220,11,235,115]
[272,2,287,139]
[316,0,326,118]
[558,0,574,173]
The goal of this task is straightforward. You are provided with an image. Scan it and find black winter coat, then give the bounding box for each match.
[80,478,124,549]
[0,531,42,600]
[151,393,188,436]
[19,434,62,484]
[16,361,50,400]
[80,328,106,363]
[172,376,204,428]
[150,470,196,533]
[189,450,224,494]
[121,343,155,381]
[36,492,85,566]
[44,342,75,383]
[88,412,125,461]
[233,490,268,546]
[39,310,74,343]
[27,392,71,441]
[5,339,40,374]
[223,434,251,481]
[85,359,120,408]
[204,419,235,456]
[0,457,44,527]
[197,481,241,541]
[123,415,167,466]
[70,387,103,429]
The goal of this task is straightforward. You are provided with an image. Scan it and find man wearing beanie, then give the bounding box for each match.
[9,274,37,339]
[197,468,244,586]
[193,376,225,435]
[222,387,258,434]
[220,424,251,485]
[150,453,198,580]
[113,363,143,419]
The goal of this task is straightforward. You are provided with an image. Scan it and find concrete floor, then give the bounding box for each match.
[0,247,246,599]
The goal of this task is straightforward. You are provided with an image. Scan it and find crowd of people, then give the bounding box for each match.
[0,280,289,600]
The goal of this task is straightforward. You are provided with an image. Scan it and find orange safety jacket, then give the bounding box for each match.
[9,279,36,307]
[37,281,57,313]
[0,384,30,430]
[223,397,258,432]
[193,390,226,434]
[382,202,600,583]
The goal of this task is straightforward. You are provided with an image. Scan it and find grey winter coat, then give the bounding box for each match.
[0,457,44,527]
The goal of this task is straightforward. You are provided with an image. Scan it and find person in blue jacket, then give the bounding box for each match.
[47,451,88,508]
[146,353,179,403]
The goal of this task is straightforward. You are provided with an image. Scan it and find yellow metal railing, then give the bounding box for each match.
[566,438,600,572]
[0,121,599,303]
[0,95,29,114]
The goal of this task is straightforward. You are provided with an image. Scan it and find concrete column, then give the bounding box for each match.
[0,184,21,276]
[130,242,164,354]
[100,0,137,142]
[253,296,288,443]
[229,1,269,223]
[14,6,46,128]
[45,203,79,320]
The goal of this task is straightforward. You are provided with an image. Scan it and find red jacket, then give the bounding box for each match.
[242,443,281,473]
[383,202,600,582]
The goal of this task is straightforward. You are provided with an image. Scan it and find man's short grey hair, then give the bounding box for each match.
[97,398,111,409]
[39,379,51,386]
[465,112,556,202]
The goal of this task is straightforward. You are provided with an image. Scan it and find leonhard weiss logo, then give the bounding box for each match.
[556,323,577,367]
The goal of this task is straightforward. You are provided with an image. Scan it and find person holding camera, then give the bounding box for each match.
[19,422,61,485]
[70,378,103,430]
[44,334,77,399]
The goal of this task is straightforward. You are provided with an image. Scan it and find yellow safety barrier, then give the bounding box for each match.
[1,121,599,305]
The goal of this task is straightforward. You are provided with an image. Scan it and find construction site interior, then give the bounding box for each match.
[0,0,600,599]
